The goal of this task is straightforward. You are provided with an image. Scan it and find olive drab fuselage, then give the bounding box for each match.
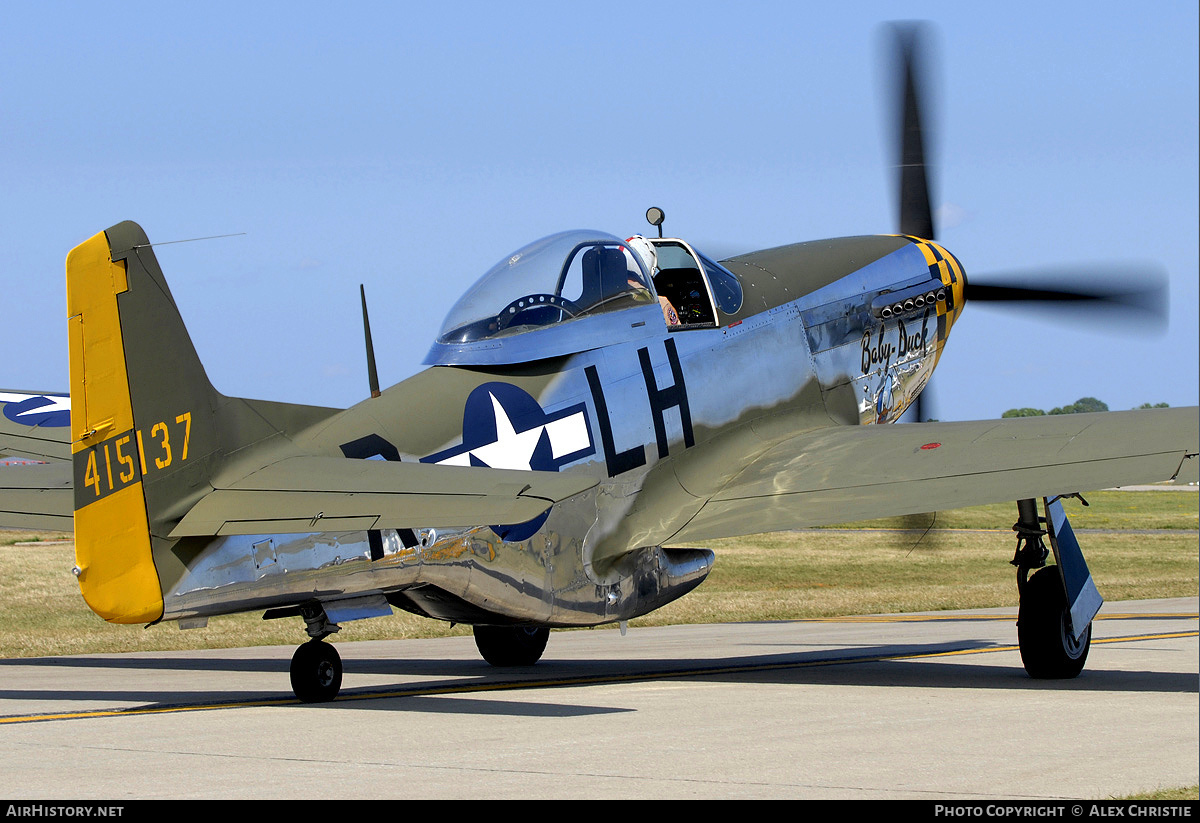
[126,230,963,629]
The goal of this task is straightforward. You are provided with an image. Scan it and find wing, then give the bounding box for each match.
[670,406,1198,543]
[0,461,73,531]
[167,457,599,537]
[0,391,71,462]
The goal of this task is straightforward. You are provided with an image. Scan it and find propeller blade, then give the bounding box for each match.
[890,22,937,241]
[964,265,1169,332]
[872,20,1172,427]
[888,22,941,425]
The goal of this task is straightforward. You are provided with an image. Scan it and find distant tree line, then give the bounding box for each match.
[1001,398,1170,418]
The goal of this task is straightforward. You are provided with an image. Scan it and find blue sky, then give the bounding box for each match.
[2,1,1196,421]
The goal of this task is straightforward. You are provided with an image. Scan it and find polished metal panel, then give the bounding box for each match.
[160,520,714,628]
[155,232,970,632]
[322,593,393,624]
[801,243,942,424]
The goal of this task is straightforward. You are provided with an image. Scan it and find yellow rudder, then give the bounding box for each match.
[66,230,163,624]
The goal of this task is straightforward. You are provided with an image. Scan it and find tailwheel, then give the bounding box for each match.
[1017,565,1090,679]
[290,639,343,702]
[472,625,550,667]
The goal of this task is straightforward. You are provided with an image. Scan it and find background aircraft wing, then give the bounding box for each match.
[0,461,73,531]
[168,456,600,537]
[670,406,1198,543]
[0,391,71,463]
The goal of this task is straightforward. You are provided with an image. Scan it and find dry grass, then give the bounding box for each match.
[633,529,1197,627]
[1120,786,1199,801]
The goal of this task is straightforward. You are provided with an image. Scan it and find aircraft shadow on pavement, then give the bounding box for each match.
[0,637,1194,717]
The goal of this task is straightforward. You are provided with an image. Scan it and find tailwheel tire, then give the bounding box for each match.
[473,625,550,667]
[1017,565,1090,679]
[290,640,343,702]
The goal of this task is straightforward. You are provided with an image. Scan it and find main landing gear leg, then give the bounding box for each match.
[289,604,343,703]
[1010,496,1102,679]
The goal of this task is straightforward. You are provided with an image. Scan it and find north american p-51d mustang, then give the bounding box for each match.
[2,27,1196,701]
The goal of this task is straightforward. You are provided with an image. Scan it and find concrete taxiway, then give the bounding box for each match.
[1,597,1196,799]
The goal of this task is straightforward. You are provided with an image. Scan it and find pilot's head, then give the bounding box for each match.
[625,235,657,277]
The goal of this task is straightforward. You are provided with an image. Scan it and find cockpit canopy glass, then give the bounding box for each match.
[697,252,744,314]
[436,230,655,345]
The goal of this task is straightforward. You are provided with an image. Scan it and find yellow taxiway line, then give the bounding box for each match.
[2,616,1194,726]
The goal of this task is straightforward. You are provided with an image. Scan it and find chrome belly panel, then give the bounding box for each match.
[160,490,712,628]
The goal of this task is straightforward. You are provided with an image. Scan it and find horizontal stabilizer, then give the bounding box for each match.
[0,391,71,463]
[169,457,599,537]
[0,462,73,531]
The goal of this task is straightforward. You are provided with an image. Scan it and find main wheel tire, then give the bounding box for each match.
[473,625,550,667]
[290,640,343,702]
[1017,565,1090,679]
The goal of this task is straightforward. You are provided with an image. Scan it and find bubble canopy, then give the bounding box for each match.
[436,230,655,345]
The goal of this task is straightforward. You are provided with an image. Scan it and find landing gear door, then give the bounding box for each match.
[1044,496,1103,641]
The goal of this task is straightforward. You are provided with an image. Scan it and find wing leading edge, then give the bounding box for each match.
[669,406,1199,543]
